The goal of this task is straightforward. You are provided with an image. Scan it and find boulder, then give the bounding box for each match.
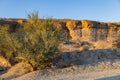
[0,62,33,80]
[0,56,11,71]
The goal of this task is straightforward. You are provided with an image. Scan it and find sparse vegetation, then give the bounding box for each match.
[0,12,62,70]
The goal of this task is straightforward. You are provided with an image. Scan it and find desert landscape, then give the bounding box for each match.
[0,0,120,80]
[0,17,120,80]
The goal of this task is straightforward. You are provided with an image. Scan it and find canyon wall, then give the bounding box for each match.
[0,19,120,42]
[65,20,120,42]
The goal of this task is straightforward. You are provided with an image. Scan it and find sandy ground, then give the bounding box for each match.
[12,68,120,80]
[11,61,120,80]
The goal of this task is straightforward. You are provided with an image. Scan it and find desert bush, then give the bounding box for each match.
[0,25,20,61]
[0,12,62,70]
[17,12,62,70]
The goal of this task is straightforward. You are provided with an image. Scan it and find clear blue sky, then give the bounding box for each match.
[0,0,120,22]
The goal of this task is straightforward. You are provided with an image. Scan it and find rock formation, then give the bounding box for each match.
[65,20,120,42]
[0,18,120,42]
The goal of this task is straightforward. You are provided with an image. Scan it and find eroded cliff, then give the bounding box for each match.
[0,18,120,42]
[65,20,120,42]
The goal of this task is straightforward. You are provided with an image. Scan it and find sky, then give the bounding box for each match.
[0,0,120,22]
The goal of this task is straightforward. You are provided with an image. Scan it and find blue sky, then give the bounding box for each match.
[0,0,120,22]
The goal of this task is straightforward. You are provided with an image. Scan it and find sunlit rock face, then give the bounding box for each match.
[107,23,120,42]
[0,19,120,42]
[65,20,120,42]
[66,20,82,40]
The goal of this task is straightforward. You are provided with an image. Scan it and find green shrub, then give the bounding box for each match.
[18,12,62,70]
[19,20,61,69]
[0,12,62,70]
[0,25,20,60]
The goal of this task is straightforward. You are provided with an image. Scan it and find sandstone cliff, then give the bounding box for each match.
[65,20,120,42]
[0,18,120,42]
[0,18,120,80]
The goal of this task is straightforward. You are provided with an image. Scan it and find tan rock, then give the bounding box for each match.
[94,41,112,49]
[0,62,33,80]
[0,56,11,71]
[66,20,82,40]
[65,20,119,43]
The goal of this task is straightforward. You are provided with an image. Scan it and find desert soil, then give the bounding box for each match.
[12,68,120,80]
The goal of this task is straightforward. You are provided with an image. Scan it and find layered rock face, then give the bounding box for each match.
[0,19,120,42]
[65,20,120,42]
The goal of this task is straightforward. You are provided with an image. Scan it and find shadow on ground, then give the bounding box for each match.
[0,70,7,75]
[54,48,119,68]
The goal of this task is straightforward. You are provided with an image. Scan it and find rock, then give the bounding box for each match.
[94,41,112,49]
[66,20,82,40]
[0,62,33,80]
[0,56,11,71]
[0,19,120,42]
[79,41,92,50]
[80,45,90,51]
[65,20,120,43]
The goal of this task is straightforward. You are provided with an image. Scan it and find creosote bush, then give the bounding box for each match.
[0,12,62,70]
